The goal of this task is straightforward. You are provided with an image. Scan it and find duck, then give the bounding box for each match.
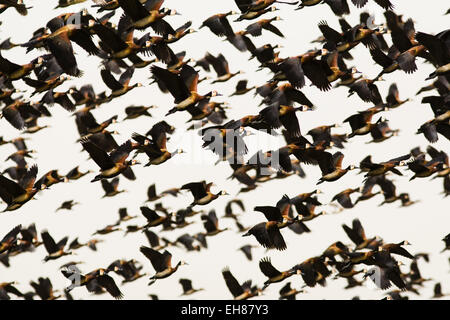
[243,221,287,251]
[292,256,332,287]
[385,83,410,108]
[0,281,23,300]
[259,104,313,138]
[0,53,42,81]
[23,75,68,96]
[200,125,249,163]
[254,196,299,229]
[224,199,245,220]
[93,224,121,236]
[380,241,414,259]
[0,0,30,16]
[433,283,449,298]
[322,242,350,262]
[235,6,279,22]
[117,0,177,34]
[101,177,125,197]
[363,252,406,291]
[91,22,149,60]
[145,184,163,202]
[201,210,228,236]
[81,139,139,182]
[124,105,155,120]
[354,176,382,205]
[69,238,88,251]
[278,282,303,300]
[100,67,142,99]
[140,206,174,229]
[41,230,72,262]
[364,153,412,177]
[238,244,258,261]
[140,246,187,285]
[230,80,255,96]
[176,234,201,252]
[316,151,357,184]
[204,52,242,83]
[245,16,284,37]
[427,146,450,177]
[426,63,450,80]
[325,51,361,83]
[259,257,296,289]
[91,0,125,12]
[348,77,383,105]
[55,200,79,212]
[342,219,379,251]
[416,114,450,143]
[131,132,184,166]
[331,188,359,209]
[0,164,38,211]
[65,166,90,181]
[292,199,324,222]
[269,51,331,91]
[368,118,399,143]
[114,208,137,225]
[41,89,75,112]
[222,267,261,300]
[29,278,60,300]
[179,279,204,296]
[107,259,146,284]
[41,23,99,77]
[61,267,123,299]
[55,0,87,9]
[16,224,42,252]
[200,11,237,37]
[0,225,22,254]
[34,170,65,190]
[296,0,326,10]
[407,155,446,181]
[150,64,221,115]
[165,21,196,43]
[344,105,387,138]
[185,100,228,124]
[144,230,173,251]
[2,99,42,130]
[307,124,340,148]
[181,181,228,206]
[415,31,450,79]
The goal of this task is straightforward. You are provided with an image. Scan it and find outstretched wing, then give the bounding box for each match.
[81,139,114,170]
[259,257,282,278]
[97,274,123,299]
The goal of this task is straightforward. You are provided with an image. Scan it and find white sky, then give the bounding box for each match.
[0,0,449,300]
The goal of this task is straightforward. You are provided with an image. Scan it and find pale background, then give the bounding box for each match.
[0,0,449,300]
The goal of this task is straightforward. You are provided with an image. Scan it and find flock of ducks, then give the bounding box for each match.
[0,0,449,300]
